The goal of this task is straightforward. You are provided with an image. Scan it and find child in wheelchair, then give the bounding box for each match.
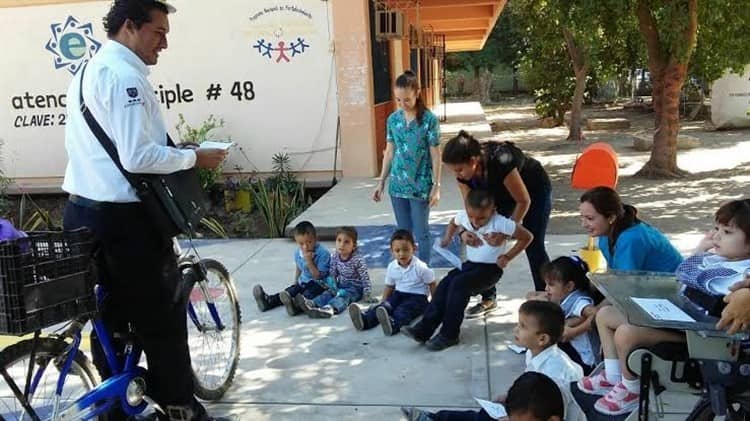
[578,198,750,416]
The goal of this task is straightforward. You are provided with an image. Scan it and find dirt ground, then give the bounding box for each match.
[482,97,750,235]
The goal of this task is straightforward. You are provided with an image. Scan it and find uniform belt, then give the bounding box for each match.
[68,194,138,210]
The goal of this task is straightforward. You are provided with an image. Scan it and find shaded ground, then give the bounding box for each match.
[481,97,750,235]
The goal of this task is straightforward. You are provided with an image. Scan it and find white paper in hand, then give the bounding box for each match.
[474,398,507,419]
[507,344,527,354]
[199,141,236,150]
[432,239,463,269]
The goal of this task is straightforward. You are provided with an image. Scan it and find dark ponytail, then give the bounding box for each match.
[442,130,482,164]
[395,70,426,124]
[580,186,641,254]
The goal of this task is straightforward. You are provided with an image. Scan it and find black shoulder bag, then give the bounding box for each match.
[77,65,205,238]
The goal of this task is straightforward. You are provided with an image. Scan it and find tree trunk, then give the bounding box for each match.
[562,26,588,142]
[636,61,689,178]
[476,68,492,104]
[634,0,697,178]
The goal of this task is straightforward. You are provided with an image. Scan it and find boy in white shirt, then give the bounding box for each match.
[402,300,582,421]
[402,189,533,351]
[349,230,436,335]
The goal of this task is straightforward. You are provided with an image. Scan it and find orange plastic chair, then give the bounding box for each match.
[571,142,619,190]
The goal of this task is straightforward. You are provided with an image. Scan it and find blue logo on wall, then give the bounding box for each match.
[45,16,101,75]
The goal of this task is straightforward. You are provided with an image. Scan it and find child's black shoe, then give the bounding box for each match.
[253,285,270,312]
[279,291,301,316]
[401,325,428,344]
[425,334,459,351]
[348,303,364,330]
[376,306,394,336]
[308,305,333,319]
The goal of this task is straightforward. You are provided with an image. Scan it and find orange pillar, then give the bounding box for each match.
[332,0,378,177]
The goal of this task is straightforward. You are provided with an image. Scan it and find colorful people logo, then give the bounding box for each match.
[45,16,101,75]
[253,37,310,63]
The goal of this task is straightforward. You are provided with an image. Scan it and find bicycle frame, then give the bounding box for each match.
[11,286,149,421]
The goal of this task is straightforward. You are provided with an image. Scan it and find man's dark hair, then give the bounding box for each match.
[390,229,415,246]
[466,189,494,210]
[103,0,170,37]
[293,221,316,237]
[506,372,564,420]
[519,300,565,345]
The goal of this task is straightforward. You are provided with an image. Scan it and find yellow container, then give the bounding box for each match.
[233,189,252,212]
[578,237,607,272]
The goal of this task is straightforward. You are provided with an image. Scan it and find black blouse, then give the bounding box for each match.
[458,141,550,216]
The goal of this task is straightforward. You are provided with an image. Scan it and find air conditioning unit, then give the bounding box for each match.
[375,10,405,40]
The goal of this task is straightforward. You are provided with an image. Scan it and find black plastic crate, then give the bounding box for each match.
[0,229,96,335]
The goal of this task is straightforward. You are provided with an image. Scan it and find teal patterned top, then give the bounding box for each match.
[386,109,441,200]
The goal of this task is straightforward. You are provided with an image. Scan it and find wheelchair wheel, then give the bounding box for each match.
[186,258,241,401]
[0,337,106,420]
[687,393,750,421]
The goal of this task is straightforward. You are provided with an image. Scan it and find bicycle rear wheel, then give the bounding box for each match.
[0,337,105,420]
[186,258,241,401]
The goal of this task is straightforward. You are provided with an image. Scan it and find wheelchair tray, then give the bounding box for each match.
[588,270,735,338]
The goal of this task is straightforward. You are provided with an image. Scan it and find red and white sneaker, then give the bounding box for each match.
[577,371,616,395]
[594,382,640,415]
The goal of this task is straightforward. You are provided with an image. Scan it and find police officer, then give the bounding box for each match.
[62,1,229,420]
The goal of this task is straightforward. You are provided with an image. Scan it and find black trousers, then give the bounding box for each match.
[362,290,428,331]
[64,200,200,420]
[433,409,493,421]
[419,262,502,340]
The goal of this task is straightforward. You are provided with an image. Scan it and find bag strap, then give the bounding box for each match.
[77,64,176,191]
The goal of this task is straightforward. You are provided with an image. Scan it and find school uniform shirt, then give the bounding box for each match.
[384,256,435,296]
[454,211,516,264]
[560,290,600,367]
[295,242,331,285]
[62,40,196,202]
[386,109,441,201]
[676,253,750,296]
[598,222,683,272]
[525,345,585,421]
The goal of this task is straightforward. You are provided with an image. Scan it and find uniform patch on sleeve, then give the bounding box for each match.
[124,87,144,108]
[127,87,139,98]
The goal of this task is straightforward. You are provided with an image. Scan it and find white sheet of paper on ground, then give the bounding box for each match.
[474,398,507,419]
[432,239,463,269]
[199,141,236,150]
[507,344,527,354]
[630,297,696,322]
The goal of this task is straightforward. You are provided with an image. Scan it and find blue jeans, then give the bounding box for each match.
[483,188,552,298]
[312,281,363,313]
[390,195,431,265]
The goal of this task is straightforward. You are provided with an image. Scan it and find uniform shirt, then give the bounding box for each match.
[560,290,599,367]
[525,345,585,421]
[384,256,435,296]
[294,242,331,285]
[329,249,372,295]
[454,211,516,264]
[676,253,750,296]
[598,222,683,272]
[62,41,196,202]
[386,109,440,201]
[457,141,550,216]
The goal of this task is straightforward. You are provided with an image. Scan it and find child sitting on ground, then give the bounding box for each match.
[402,371,565,421]
[403,300,583,420]
[348,229,436,335]
[299,226,372,318]
[252,221,330,316]
[402,189,532,351]
[526,256,601,374]
[578,199,750,416]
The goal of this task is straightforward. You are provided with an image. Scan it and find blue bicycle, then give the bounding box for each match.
[0,231,241,420]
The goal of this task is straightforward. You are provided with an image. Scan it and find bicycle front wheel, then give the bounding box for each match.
[186,258,241,401]
[0,337,104,420]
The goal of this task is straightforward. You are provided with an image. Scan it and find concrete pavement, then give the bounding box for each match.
[191,233,704,420]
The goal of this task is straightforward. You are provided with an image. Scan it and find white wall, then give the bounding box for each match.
[0,0,339,186]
